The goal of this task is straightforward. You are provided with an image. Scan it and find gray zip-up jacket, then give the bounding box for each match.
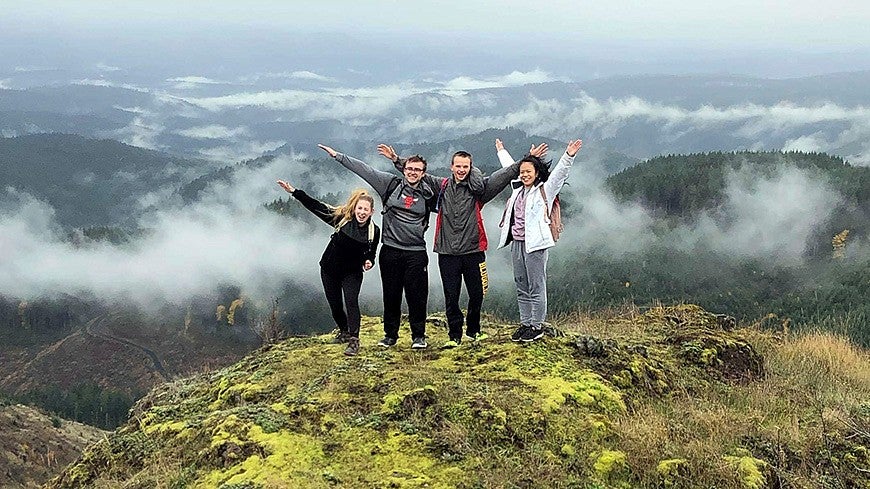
[393,159,520,255]
[335,152,434,251]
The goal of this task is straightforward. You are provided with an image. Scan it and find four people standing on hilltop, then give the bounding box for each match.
[280,136,581,350]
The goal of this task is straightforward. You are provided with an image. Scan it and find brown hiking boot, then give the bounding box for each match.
[344,337,360,356]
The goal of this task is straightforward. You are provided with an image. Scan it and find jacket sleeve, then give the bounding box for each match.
[543,152,575,208]
[365,225,381,264]
[480,162,520,204]
[291,189,336,225]
[465,166,485,196]
[497,148,515,168]
[335,153,395,199]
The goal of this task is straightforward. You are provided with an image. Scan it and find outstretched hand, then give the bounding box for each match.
[530,143,549,159]
[276,180,295,193]
[318,144,337,158]
[495,138,504,151]
[377,144,398,161]
[566,139,583,157]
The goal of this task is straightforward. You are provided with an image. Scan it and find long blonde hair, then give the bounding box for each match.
[332,189,375,226]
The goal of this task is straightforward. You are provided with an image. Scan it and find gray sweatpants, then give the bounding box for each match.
[511,240,549,328]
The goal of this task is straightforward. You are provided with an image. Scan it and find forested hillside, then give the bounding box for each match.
[0,133,206,226]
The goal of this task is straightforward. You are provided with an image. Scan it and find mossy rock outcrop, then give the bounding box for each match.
[48,305,870,488]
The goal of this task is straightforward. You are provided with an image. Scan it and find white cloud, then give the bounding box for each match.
[14,66,54,73]
[167,76,228,84]
[71,78,149,92]
[0,158,342,307]
[440,69,562,93]
[167,75,234,90]
[175,124,250,140]
[96,62,121,72]
[112,105,155,116]
[681,165,841,260]
[246,70,338,83]
[111,116,165,150]
[782,133,828,153]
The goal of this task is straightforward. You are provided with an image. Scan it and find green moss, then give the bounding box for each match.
[656,458,688,487]
[724,454,767,489]
[52,304,870,489]
[527,372,626,415]
[592,449,629,482]
[198,425,325,488]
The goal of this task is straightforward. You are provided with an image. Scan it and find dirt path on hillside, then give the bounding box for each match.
[83,313,170,381]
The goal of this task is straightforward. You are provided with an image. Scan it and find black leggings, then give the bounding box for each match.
[320,269,363,338]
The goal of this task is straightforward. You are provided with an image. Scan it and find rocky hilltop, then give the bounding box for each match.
[48,305,870,488]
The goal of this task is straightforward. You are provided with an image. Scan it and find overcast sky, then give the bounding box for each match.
[4,0,869,47]
[3,0,870,81]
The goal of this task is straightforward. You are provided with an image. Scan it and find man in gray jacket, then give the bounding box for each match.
[378,141,547,347]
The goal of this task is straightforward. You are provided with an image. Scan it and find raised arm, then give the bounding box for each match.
[319,144,395,198]
[479,162,520,204]
[494,139,548,168]
[378,142,448,192]
[277,180,335,225]
[543,139,582,206]
[378,143,405,172]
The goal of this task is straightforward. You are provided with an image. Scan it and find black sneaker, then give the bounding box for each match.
[520,326,544,343]
[377,336,397,347]
[344,337,360,356]
[511,325,530,342]
[411,337,428,349]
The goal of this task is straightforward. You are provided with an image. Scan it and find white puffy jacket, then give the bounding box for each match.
[496,149,575,253]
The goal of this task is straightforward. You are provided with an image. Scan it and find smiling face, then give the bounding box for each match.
[354,199,373,223]
[519,161,537,187]
[403,161,426,185]
[451,155,472,182]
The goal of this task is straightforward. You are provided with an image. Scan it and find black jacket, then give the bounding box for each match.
[292,189,381,276]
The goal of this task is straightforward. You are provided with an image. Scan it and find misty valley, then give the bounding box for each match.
[1,68,869,488]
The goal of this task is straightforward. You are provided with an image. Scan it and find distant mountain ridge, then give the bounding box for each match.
[5,72,870,163]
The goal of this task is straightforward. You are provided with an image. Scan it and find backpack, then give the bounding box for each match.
[539,187,563,242]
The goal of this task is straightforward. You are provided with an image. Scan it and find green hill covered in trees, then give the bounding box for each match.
[0,133,206,226]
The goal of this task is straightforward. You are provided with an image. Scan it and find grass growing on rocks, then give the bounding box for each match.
[49,305,870,488]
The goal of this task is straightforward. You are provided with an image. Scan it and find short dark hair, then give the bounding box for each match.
[519,155,552,184]
[404,155,427,171]
[451,151,473,165]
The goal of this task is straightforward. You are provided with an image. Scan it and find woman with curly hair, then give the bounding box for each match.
[277,180,381,356]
